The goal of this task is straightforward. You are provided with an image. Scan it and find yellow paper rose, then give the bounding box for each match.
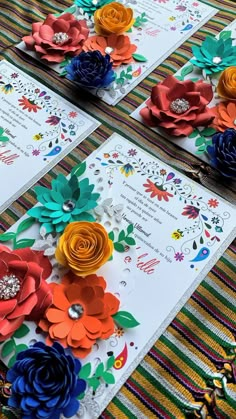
[94,2,134,36]
[217,66,236,101]
[55,221,113,276]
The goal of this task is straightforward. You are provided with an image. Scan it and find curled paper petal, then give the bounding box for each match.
[217,66,236,101]
[94,2,135,36]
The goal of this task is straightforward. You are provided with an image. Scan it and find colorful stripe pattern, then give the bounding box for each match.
[0,0,235,417]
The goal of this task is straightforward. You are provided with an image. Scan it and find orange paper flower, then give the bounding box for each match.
[55,221,113,276]
[83,34,137,67]
[39,274,120,358]
[211,102,236,132]
[94,2,134,36]
[217,67,236,101]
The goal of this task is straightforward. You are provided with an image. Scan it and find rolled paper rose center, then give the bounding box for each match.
[105,46,114,54]
[62,199,76,212]
[170,98,190,114]
[0,274,21,300]
[68,303,84,320]
[52,32,69,45]
[212,56,222,64]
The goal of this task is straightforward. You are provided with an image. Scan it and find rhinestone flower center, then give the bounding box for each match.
[52,32,69,45]
[62,199,76,212]
[105,46,114,55]
[92,0,99,4]
[170,98,190,114]
[68,304,84,320]
[212,56,222,64]
[0,275,21,300]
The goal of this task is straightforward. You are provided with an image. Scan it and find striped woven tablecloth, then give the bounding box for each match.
[0,0,235,418]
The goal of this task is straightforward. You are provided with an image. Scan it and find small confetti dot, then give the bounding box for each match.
[130,342,134,347]
[190,264,194,269]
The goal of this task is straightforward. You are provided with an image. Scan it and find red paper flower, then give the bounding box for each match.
[143,179,173,202]
[83,34,137,67]
[39,274,119,358]
[140,76,214,136]
[0,245,52,342]
[22,13,89,63]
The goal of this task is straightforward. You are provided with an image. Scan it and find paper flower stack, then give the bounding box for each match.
[140,32,236,179]
[0,162,138,418]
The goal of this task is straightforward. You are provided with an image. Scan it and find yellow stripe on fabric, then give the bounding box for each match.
[213,261,236,286]
[196,284,236,321]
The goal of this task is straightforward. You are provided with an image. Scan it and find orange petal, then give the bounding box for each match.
[46,308,66,323]
[50,321,72,339]
[82,315,101,333]
[70,321,86,341]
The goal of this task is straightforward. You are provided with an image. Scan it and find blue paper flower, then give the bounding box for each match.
[65,51,115,88]
[75,0,113,16]
[207,128,236,178]
[7,342,86,419]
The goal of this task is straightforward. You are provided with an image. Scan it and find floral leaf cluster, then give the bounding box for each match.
[108,224,136,252]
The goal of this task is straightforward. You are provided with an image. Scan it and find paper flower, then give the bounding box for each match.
[143,179,174,202]
[94,2,134,36]
[39,274,119,358]
[182,205,200,219]
[65,51,115,88]
[139,76,214,136]
[22,13,89,63]
[211,102,236,132]
[55,221,113,276]
[75,0,113,16]
[207,128,236,178]
[7,342,86,419]
[191,36,236,75]
[0,245,52,342]
[83,34,137,67]
[28,174,99,234]
[217,66,236,101]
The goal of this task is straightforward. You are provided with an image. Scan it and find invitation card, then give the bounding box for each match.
[17,0,217,105]
[131,20,236,174]
[0,134,235,418]
[0,60,100,213]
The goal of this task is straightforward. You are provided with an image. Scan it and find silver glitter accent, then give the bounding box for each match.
[92,0,99,4]
[212,56,222,64]
[62,199,76,212]
[68,304,84,320]
[170,98,190,114]
[0,275,21,300]
[52,32,69,45]
[105,46,114,55]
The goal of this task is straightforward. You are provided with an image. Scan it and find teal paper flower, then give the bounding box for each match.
[28,173,100,233]
[191,37,236,75]
[75,0,113,16]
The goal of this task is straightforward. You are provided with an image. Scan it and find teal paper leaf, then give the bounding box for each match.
[14,238,35,249]
[188,129,199,139]
[112,311,140,328]
[79,363,92,380]
[118,230,126,242]
[200,127,217,136]
[108,231,115,241]
[102,371,115,384]
[219,31,232,40]
[132,53,148,62]
[16,217,35,235]
[106,355,115,370]
[13,324,30,338]
[181,64,194,78]
[195,136,205,147]
[95,363,105,378]
[127,224,134,234]
[8,354,17,368]
[125,236,136,246]
[1,340,14,358]
[196,145,207,154]
[71,161,86,178]
[15,343,28,354]
[0,232,16,242]
[87,377,100,392]
[114,242,125,252]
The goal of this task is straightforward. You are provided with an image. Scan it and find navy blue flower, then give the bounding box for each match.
[65,51,115,88]
[7,342,86,419]
[207,128,236,178]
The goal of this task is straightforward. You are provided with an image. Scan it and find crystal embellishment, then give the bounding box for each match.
[68,304,84,320]
[0,274,21,300]
[92,0,99,4]
[62,199,76,212]
[212,56,222,64]
[170,98,190,114]
[105,47,114,55]
[52,32,69,45]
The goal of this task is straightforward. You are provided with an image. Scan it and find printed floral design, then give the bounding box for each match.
[211,102,236,132]
[28,172,99,234]
[207,129,236,178]
[144,179,174,201]
[115,327,124,338]
[0,245,52,342]
[174,252,184,261]
[172,230,183,240]
[22,13,89,63]
[0,83,14,94]
[75,0,113,16]
[208,198,219,208]
[45,115,61,125]
[128,148,137,156]
[83,34,137,67]
[94,2,134,36]
[7,342,86,418]
[120,163,135,177]
[139,76,214,136]
[182,205,200,219]
[39,274,120,358]
[18,96,42,113]
[217,66,236,101]
[33,133,43,141]
[55,221,113,276]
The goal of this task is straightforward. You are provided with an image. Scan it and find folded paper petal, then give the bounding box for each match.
[94,2,134,36]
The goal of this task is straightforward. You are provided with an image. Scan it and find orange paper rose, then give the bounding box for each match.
[94,2,134,36]
[55,221,113,276]
[211,102,236,132]
[39,274,120,358]
[217,66,236,101]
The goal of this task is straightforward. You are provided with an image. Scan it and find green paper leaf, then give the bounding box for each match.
[95,363,105,378]
[1,340,14,358]
[196,145,207,154]
[0,232,16,242]
[219,31,231,40]
[200,127,216,137]
[71,161,86,178]
[87,377,100,392]
[16,217,35,235]
[127,224,134,234]
[118,229,125,242]
[13,324,30,338]
[14,238,35,249]
[112,311,140,328]
[114,242,125,252]
[106,355,115,370]
[102,371,115,384]
[60,69,67,77]
[54,5,76,16]
[125,236,136,246]
[79,363,92,379]
[181,64,194,78]
[132,53,148,62]
[195,136,205,147]
[15,343,28,354]
[77,392,85,400]
[108,231,115,241]
[8,354,17,368]
[188,130,199,139]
